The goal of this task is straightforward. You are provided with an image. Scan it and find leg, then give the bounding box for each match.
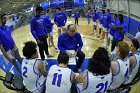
[107,36,110,47]
[13,49,22,64]
[38,43,45,60]
[77,18,79,25]
[76,51,85,69]
[50,36,57,49]
[48,36,51,46]
[58,29,61,36]
[111,38,119,52]
[12,59,21,74]
[88,18,90,24]
[43,38,49,56]
[11,45,22,64]
[75,18,76,25]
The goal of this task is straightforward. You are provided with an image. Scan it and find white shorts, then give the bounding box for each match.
[102,27,109,32]
[48,32,53,36]
[57,26,66,30]
[108,34,113,40]
[93,21,97,25]
[98,24,102,28]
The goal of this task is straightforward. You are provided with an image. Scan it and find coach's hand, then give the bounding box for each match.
[66,51,73,57]
[72,52,77,57]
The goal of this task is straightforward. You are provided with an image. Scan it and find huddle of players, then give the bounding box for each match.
[22,37,140,93]
[20,7,140,93]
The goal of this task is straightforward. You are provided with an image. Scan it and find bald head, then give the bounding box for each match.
[67,24,76,37]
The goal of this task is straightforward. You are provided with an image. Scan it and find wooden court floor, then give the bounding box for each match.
[0,18,139,93]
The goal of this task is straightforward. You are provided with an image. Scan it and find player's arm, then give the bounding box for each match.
[111,61,119,75]
[129,56,136,69]
[0,45,14,62]
[38,61,48,77]
[30,19,39,41]
[71,72,79,83]
[76,72,86,83]
[76,72,87,89]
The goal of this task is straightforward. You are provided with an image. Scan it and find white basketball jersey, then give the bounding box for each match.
[77,71,112,93]
[126,54,140,84]
[46,65,72,93]
[22,59,46,93]
[109,59,129,90]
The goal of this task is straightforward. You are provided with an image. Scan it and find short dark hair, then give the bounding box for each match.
[57,53,69,64]
[102,9,105,14]
[56,7,61,11]
[88,47,111,75]
[113,13,118,17]
[132,38,140,50]
[94,9,96,12]
[107,9,110,12]
[0,14,6,19]
[23,41,37,58]
[46,8,51,13]
[36,6,42,12]
[119,14,124,23]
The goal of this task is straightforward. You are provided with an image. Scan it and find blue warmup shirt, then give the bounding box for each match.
[0,25,15,52]
[102,14,109,28]
[106,13,112,29]
[74,12,80,18]
[109,20,118,36]
[44,15,53,33]
[92,12,99,22]
[114,21,127,41]
[30,16,48,40]
[58,32,83,53]
[98,12,103,24]
[107,13,112,24]
[54,12,67,27]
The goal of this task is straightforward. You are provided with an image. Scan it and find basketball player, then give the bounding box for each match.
[22,41,47,93]
[76,47,112,93]
[54,7,67,35]
[91,9,99,35]
[44,8,58,51]
[108,41,130,90]
[30,7,53,61]
[124,39,140,84]
[106,14,118,49]
[111,14,127,51]
[45,53,76,93]
[100,9,111,43]
[74,10,80,25]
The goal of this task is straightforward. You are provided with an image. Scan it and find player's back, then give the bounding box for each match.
[46,65,72,93]
[77,71,112,93]
[22,58,46,92]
